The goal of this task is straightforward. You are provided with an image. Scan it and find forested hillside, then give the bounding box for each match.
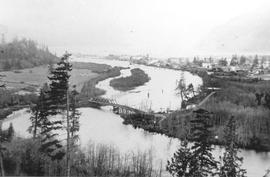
[0,38,58,70]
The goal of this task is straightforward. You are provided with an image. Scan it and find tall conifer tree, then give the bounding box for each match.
[29,84,64,160]
[189,109,218,176]
[70,85,80,144]
[167,109,218,177]
[219,116,246,177]
[167,139,192,177]
[48,53,72,114]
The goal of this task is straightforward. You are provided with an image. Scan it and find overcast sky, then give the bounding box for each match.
[0,0,269,57]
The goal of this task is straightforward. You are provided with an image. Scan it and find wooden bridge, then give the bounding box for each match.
[88,97,150,116]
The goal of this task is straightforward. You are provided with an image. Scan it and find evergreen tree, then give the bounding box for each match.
[70,85,80,144]
[218,58,228,66]
[7,123,14,142]
[177,73,188,109]
[167,140,192,177]
[29,85,64,160]
[167,109,218,177]
[189,109,218,177]
[48,52,73,176]
[47,52,72,115]
[230,55,238,66]
[0,121,6,176]
[219,116,246,177]
[28,88,43,139]
[239,56,246,65]
[253,55,259,68]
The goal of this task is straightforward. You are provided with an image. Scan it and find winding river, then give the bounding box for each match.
[2,57,270,177]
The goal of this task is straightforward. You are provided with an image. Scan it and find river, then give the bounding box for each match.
[2,57,270,176]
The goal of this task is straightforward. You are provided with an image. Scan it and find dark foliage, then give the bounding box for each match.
[0,38,57,70]
[167,140,192,177]
[29,53,73,160]
[167,109,219,177]
[47,53,72,115]
[219,116,246,177]
[110,68,150,91]
[189,109,218,176]
[70,85,80,143]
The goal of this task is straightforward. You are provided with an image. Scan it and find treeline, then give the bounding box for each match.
[110,68,150,91]
[0,38,58,70]
[1,138,161,176]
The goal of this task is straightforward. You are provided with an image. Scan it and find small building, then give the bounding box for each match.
[262,60,270,69]
[202,62,213,69]
[229,66,240,72]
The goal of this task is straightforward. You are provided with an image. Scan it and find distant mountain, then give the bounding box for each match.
[198,11,270,54]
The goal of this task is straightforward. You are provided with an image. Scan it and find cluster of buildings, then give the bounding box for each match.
[199,55,270,75]
[103,54,270,76]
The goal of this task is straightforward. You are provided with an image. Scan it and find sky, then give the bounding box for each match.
[0,0,269,57]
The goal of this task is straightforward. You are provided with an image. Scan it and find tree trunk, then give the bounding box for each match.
[33,110,39,138]
[0,152,4,176]
[66,88,70,177]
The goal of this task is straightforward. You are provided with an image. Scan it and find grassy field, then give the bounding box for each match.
[0,62,109,92]
[0,62,118,120]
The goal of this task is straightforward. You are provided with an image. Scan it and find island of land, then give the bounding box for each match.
[109,68,150,91]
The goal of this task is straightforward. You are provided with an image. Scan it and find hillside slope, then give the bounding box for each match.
[0,38,58,70]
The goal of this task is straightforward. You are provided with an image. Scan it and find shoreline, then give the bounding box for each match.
[2,60,270,152]
[102,60,270,152]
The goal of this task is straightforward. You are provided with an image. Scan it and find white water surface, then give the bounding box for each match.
[2,58,270,176]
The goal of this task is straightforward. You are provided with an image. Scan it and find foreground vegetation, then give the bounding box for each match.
[110,68,150,91]
[1,137,161,177]
[167,110,246,177]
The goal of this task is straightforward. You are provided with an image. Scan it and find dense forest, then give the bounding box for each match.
[0,38,58,70]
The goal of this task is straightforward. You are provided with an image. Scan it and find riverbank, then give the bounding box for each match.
[105,61,270,151]
[1,58,270,176]
[163,66,270,151]
[78,66,124,106]
[0,62,122,120]
[109,68,150,91]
